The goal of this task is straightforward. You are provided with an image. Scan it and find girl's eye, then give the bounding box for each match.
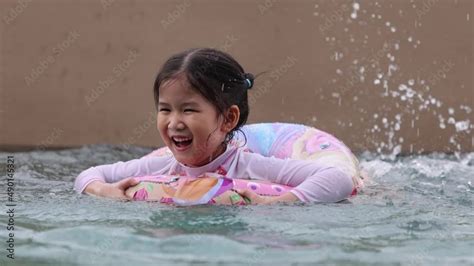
[184,109,195,113]
[159,108,170,112]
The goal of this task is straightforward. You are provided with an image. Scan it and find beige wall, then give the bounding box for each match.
[0,0,472,153]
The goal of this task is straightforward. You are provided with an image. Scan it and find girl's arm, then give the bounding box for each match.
[230,151,354,204]
[74,155,173,194]
[236,189,299,205]
[84,178,140,199]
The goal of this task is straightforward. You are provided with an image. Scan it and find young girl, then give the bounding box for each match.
[74,48,358,204]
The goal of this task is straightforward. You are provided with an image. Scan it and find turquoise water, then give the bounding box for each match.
[0,145,473,265]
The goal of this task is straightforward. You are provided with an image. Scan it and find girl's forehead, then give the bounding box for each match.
[161,78,195,94]
[160,77,191,91]
[159,78,205,102]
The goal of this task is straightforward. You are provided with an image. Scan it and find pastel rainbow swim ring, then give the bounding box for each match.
[125,123,363,205]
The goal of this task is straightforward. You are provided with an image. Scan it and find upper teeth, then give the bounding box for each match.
[173,137,192,142]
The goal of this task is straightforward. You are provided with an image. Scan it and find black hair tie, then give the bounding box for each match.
[244,73,254,89]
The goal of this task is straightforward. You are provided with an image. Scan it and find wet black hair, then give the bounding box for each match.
[153,48,254,145]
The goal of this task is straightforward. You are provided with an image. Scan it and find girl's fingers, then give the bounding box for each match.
[117,177,140,190]
[236,189,259,203]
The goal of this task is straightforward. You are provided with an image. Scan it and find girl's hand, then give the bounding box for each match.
[235,189,300,205]
[235,189,272,205]
[84,177,140,200]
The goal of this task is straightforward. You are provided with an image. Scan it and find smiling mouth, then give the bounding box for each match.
[171,136,193,150]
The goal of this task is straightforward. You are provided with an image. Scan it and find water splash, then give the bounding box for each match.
[315,1,471,156]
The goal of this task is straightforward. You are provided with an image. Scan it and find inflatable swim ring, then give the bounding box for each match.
[126,123,363,205]
[125,173,292,206]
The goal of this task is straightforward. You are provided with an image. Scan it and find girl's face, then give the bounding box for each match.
[157,77,238,167]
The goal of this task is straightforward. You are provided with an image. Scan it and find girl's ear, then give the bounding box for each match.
[221,105,240,133]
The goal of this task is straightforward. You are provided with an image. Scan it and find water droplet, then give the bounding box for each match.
[455,120,470,132]
[460,105,472,113]
[398,84,408,91]
[333,51,343,61]
[353,2,360,10]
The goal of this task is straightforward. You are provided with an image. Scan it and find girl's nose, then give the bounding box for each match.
[168,116,186,130]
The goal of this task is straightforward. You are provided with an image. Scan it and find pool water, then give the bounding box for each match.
[0,145,473,265]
